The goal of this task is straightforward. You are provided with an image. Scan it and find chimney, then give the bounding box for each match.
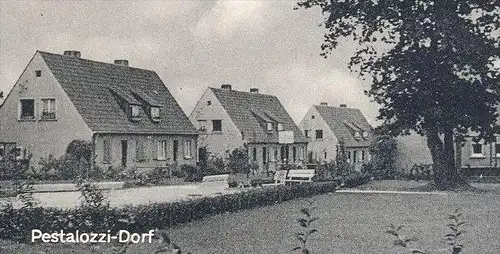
[63,50,81,58]
[319,102,328,106]
[114,59,129,67]
[221,84,232,90]
[340,104,347,108]
[250,88,259,93]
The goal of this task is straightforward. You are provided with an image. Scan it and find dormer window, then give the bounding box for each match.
[277,123,284,131]
[362,131,368,139]
[267,122,273,132]
[130,105,140,121]
[151,106,160,121]
[354,132,361,140]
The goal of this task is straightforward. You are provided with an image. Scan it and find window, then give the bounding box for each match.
[103,139,112,163]
[324,151,327,159]
[198,120,207,131]
[150,107,160,119]
[353,150,358,163]
[14,146,23,161]
[471,143,483,157]
[315,130,323,139]
[293,146,297,162]
[361,150,366,161]
[212,120,222,132]
[263,147,267,164]
[19,99,35,120]
[496,144,500,157]
[267,122,273,132]
[362,132,369,139]
[311,115,315,119]
[157,140,167,160]
[41,98,56,119]
[253,147,257,161]
[136,140,147,162]
[354,132,361,140]
[184,140,193,158]
[277,123,284,131]
[35,70,42,77]
[207,100,211,105]
[304,130,309,138]
[131,105,140,118]
[347,151,351,163]
[0,144,4,161]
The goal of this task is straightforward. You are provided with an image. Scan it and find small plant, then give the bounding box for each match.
[154,229,191,254]
[386,209,467,254]
[292,200,318,254]
[13,178,38,209]
[77,181,109,210]
[445,209,465,254]
[385,224,421,253]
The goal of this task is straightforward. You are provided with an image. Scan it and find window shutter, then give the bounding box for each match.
[103,139,111,163]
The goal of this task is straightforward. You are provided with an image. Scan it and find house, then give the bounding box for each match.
[299,103,374,165]
[189,85,308,172]
[459,127,500,176]
[0,50,198,172]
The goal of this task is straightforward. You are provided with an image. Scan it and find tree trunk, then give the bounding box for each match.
[425,128,467,190]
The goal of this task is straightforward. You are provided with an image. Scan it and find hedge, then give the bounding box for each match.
[0,181,337,242]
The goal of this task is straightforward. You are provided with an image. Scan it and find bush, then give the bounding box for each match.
[182,164,203,182]
[0,181,337,242]
[369,135,398,179]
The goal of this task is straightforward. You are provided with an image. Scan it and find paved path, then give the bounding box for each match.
[2,183,241,209]
[337,189,449,195]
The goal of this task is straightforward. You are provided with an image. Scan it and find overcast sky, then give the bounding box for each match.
[0,1,380,125]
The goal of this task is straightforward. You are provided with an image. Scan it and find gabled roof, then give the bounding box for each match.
[210,88,307,143]
[314,105,373,147]
[39,51,197,134]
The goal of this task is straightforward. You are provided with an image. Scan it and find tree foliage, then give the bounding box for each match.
[298,0,500,189]
[369,135,398,179]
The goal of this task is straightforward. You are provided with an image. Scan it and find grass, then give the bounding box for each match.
[2,181,500,253]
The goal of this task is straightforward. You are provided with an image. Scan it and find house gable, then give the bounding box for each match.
[189,88,243,155]
[299,106,338,161]
[0,51,93,161]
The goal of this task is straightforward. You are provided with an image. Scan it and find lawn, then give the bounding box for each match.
[2,182,499,253]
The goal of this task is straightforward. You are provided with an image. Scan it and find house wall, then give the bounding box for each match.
[299,107,339,162]
[189,88,244,157]
[460,137,499,169]
[0,52,92,166]
[94,133,197,171]
[247,143,307,172]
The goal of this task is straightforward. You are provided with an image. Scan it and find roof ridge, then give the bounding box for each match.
[210,87,276,98]
[38,50,155,73]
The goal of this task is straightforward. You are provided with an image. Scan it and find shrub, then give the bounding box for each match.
[182,164,203,182]
[369,135,398,179]
[0,181,337,242]
[408,164,434,181]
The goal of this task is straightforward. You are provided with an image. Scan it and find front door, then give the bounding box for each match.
[173,140,178,162]
[121,140,128,167]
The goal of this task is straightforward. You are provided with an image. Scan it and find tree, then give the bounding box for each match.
[297,0,500,189]
[369,135,398,179]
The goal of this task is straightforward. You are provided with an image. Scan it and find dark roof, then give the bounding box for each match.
[210,88,307,143]
[314,105,373,147]
[39,51,197,134]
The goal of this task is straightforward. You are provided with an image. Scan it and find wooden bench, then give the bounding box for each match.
[201,174,229,188]
[261,170,288,187]
[285,169,315,184]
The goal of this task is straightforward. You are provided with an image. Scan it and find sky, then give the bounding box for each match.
[0,0,380,125]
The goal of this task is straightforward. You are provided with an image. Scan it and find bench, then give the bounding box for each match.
[201,174,229,188]
[261,170,288,187]
[285,169,315,184]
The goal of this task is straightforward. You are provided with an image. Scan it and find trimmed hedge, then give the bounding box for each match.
[0,181,337,242]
